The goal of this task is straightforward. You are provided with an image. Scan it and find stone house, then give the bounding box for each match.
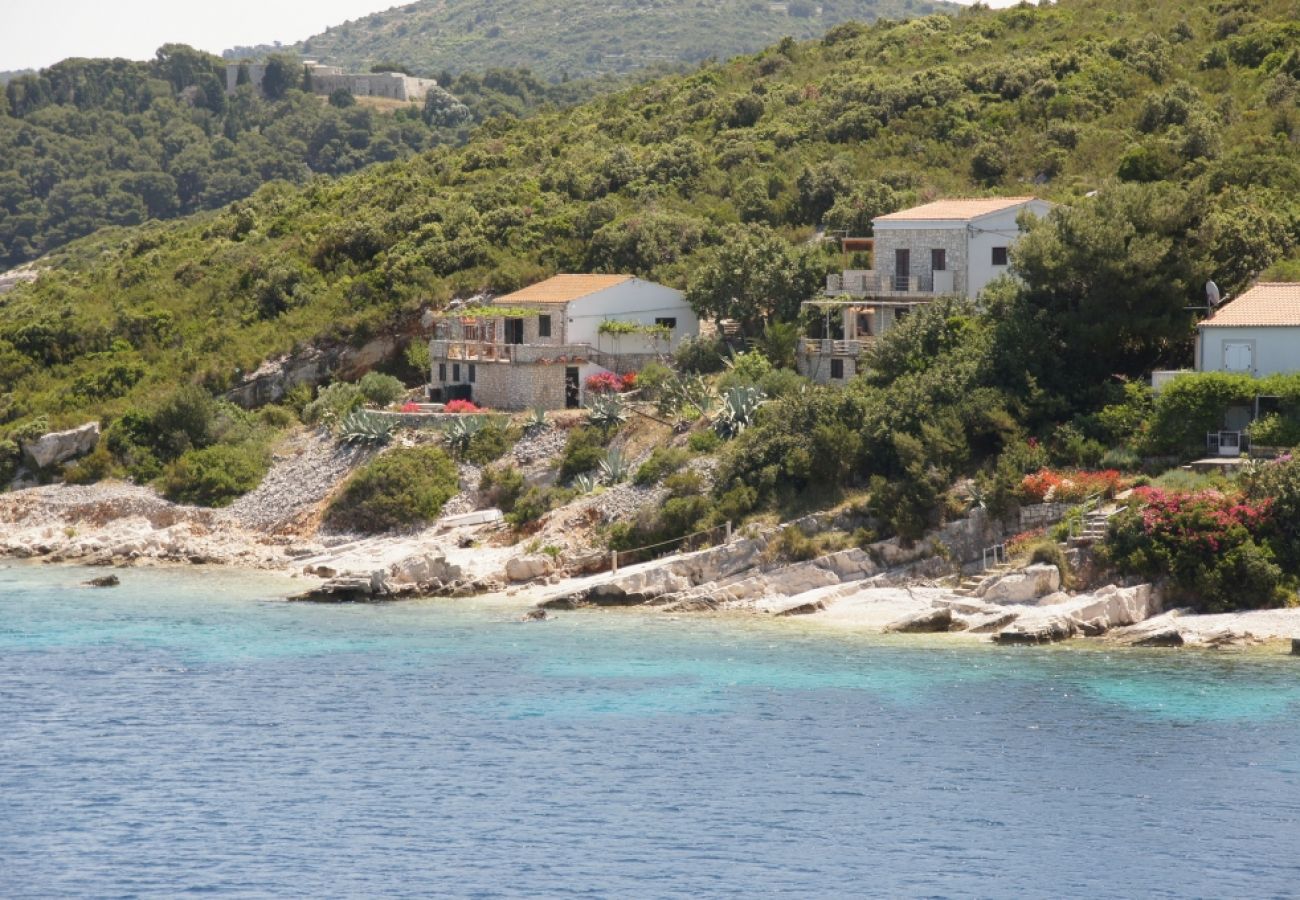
[798,196,1052,385]
[225,61,438,102]
[428,274,698,410]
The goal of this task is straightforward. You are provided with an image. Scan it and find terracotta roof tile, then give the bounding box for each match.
[496,274,633,305]
[1201,283,1300,327]
[874,196,1041,222]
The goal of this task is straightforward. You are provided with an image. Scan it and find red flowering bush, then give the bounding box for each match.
[1104,487,1287,612]
[620,372,638,391]
[585,372,623,394]
[1018,468,1123,504]
[400,401,421,413]
[444,399,481,413]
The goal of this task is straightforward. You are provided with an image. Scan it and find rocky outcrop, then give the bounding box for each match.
[224,335,402,408]
[292,552,482,601]
[979,563,1061,604]
[994,584,1161,644]
[22,422,99,469]
[886,605,954,633]
[84,574,120,587]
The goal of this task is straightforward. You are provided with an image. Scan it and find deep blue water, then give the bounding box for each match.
[2,562,1300,898]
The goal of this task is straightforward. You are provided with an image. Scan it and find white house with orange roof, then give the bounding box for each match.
[429,274,697,409]
[801,196,1052,384]
[1197,282,1300,378]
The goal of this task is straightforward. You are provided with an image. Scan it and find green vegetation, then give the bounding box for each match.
[0,47,612,269]
[324,445,459,532]
[558,426,610,482]
[289,0,957,83]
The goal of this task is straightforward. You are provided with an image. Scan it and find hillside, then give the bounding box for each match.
[0,47,612,268]
[4,0,1300,440]
[285,0,961,82]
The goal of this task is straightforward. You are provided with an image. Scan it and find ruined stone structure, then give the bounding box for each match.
[225,61,437,102]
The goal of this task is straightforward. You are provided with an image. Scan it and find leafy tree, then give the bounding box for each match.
[685,225,826,332]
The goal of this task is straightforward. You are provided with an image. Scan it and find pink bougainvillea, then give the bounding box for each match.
[400,401,421,413]
[444,399,481,413]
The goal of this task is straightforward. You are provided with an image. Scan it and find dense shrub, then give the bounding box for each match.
[634,446,691,485]
[687,429,722,453]
[324,446,459,533]
[303,382,364,425]
[1017,468,1124,504]
[357,372,406,407]
[506,485,574,529]
[445,399,481,413]
[479,463,524,512]
[462,421,514,465]
[160,443,270,507]
[559,426,608,481]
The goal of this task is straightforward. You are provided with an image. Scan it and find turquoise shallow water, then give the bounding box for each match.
[2,562,1299,898]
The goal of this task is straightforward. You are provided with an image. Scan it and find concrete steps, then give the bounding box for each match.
[953,563,1012,598]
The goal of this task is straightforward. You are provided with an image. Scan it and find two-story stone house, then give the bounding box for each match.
[429,274,698,410]
[799,196,1052,384]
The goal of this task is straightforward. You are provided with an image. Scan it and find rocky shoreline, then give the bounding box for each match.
[2,429,1297,652]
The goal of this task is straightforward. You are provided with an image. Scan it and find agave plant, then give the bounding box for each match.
[663,373,716,420]
[713,385,765,438]
[338,409,396,445]
[573,472,598,493]
[598,448,632,484]
[587,393,628,429]
[525,406,550,432]
[442,413,487,457]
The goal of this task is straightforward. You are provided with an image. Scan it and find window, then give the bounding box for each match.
[538,315,551,338]
[468,364,476,383]
[830,359,844,380]
[930,249,946,271]
[991,246,1009,266]
[453,363,461,382]
[504,318,524,344]
[1224,342,1253,372]
[654,317,677,330]
[438,363,446,382]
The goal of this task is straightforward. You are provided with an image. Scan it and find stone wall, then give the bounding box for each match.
[225,63,437,101]
[872,227,968,297]
[796,350,859,384]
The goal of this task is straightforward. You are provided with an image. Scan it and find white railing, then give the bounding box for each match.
[826,269,943,296]
[800,338,868,357]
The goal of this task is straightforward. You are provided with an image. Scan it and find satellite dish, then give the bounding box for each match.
[1206,280,1221,307]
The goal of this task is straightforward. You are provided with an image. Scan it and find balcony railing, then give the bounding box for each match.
[799,338,869,357]
[826,269,955,296]
[431,340,625,368]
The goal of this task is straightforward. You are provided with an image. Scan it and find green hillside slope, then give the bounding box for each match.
[4,0,1300,439]
[0,47,612,269]
[290,0,960,82]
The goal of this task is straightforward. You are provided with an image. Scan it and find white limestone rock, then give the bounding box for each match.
[979,563,1061,604]
[505,554,554,583]
[22,422,100,469]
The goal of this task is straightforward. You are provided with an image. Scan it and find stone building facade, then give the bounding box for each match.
[225,62,438,102]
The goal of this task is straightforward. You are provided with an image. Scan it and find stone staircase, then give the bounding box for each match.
[1073,504,1120,544]
[953,562,1012,598]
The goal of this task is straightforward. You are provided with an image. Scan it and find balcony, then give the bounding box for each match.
[431,340,616,367]
[826,269,956,297]
[799,338,870,358]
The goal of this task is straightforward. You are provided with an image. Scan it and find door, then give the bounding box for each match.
[565,367,580,409]
[505,318,525,345]
[894,249,910,292]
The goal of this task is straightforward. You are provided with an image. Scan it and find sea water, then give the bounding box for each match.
[2,562,1299,898]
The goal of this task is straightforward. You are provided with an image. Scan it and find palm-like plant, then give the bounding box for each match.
[442,414,487,457]
[713,385,764,438]
[598,448,632,484]
[587,393,628,429]
[525,406,549,432]
[573,472,598,493]
[338,409,396,445]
